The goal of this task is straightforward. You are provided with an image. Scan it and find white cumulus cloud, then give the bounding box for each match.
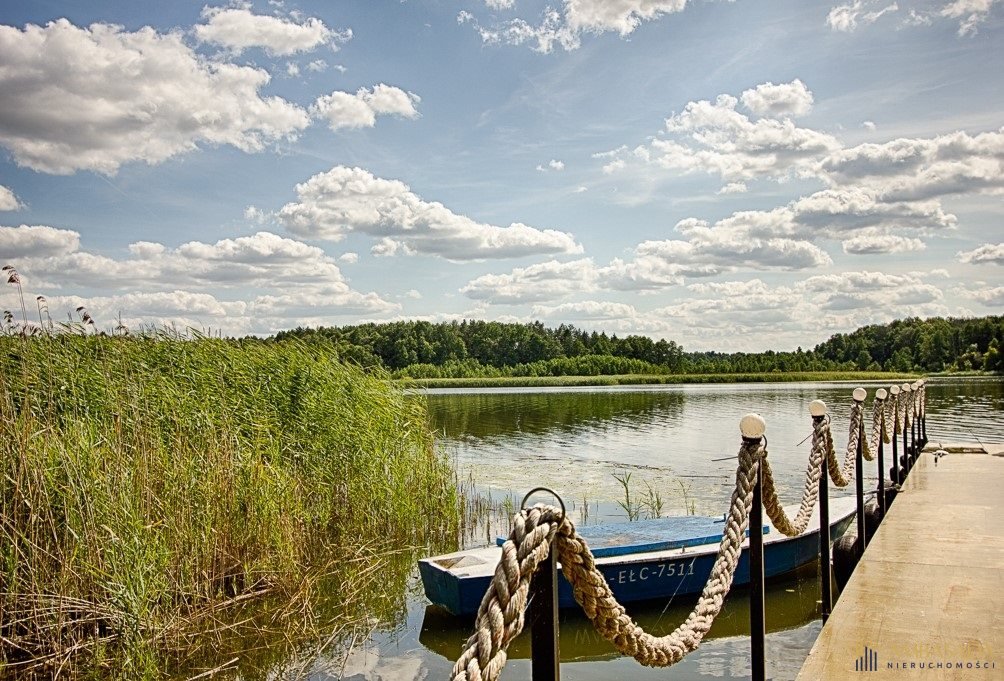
[639,89,839,182]
[817,128,1004,201]
[461,259,598,303]
[740,79,814,117]
[277,166,583,261]
[194,6,350,55]
[0,224,81,259]
[0,185,23,211]
[957,242,1004,265]
[0,19,310,175]
[311,84,420,131]
[841,234,927,254]
[531,300,638,320]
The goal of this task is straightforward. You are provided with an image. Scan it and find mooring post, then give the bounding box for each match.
[853,388,867,549]
[875,388,888,517]
[529,548,560,681]
[890,385,900,486]
[919,380,927,444]
[911,381,922,459]
[809,399,832,622]
[520,487,564,681]
[741,414,767,681]
[901,383,912,477]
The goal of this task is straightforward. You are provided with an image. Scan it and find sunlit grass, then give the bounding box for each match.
[0,332,458,678]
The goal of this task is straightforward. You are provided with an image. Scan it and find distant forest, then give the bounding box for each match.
[272,315,1004,378]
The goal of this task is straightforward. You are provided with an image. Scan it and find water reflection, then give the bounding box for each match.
[427,378,1004,519]
[419,563,822,664]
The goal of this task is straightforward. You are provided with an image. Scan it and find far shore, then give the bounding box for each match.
[395,370,925,390]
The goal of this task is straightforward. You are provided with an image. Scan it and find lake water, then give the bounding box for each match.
[334,376,1003,681]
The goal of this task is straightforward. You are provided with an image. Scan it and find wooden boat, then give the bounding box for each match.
[419,496,856,616]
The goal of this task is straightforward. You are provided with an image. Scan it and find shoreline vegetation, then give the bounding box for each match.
[394,370,923,390]
[0,333,458,678]
[273,315,1004,382]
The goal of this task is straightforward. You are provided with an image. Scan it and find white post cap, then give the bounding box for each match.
[876,388,888,399]
[901,382,912,392]
[911,381,921,390]
[740,413,766,439]
[809,399,827,417]
[852,387,867,402]
[890,385,900,395]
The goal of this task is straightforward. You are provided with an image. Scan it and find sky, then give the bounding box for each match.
[0,0,1001,352]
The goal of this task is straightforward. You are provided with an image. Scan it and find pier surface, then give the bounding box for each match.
[797,445,1003,680]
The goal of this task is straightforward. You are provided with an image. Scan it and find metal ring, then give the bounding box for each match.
[521,487,566,525]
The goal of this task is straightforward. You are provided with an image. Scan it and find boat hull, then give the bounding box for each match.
[419,502,855,616]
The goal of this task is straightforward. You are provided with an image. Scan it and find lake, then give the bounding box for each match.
[333,376,1003,681]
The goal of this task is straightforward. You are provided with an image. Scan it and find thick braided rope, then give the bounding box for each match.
[555,439,762,667]
[450,507,560,681]
[760,427,823,537]
[849,401,873,462]
[451,440,762,679]
[863,396,887,460]
[822,417,853,487]
[889,391,901,437]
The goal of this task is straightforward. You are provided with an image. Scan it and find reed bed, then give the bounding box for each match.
[0,332,458,678]
[401,370,919,390]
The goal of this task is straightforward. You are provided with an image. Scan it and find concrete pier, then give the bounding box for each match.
[796,445,1003,679]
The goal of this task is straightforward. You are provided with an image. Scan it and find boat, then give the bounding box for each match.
[419,496,857,616]
[419,561,823,661]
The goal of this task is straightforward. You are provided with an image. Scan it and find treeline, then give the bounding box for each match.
[812,315,1004,373]
[273,321,686,375]
[271,315,1004,377]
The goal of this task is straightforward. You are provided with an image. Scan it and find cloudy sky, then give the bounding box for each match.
[0,0,1000,351]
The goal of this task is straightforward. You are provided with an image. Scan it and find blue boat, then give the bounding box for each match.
[419,496,857,616]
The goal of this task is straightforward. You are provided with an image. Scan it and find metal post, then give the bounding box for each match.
[911,381,922,462]
[911,415,917,464]
[809,400,831,622]
[522,487,564,681]
[876,389,887,518]
[740,414,767,681]
[853,388,867,548]
[902,383,911,479]
[890,385,900,486]
[920,381,927,444]
[750,463,766,681]
[529,549,560,681]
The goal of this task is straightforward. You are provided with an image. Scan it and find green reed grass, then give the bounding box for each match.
[0,333,458,678]
[401,370,919,389]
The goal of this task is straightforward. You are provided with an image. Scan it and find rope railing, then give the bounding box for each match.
[450,380,929,681]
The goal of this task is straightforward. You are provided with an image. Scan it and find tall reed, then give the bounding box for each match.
[0,332,458,677]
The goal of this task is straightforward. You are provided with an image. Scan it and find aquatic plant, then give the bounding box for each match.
[0,332,458,677]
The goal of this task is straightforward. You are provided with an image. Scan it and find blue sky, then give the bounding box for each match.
[0,0,1001,351]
